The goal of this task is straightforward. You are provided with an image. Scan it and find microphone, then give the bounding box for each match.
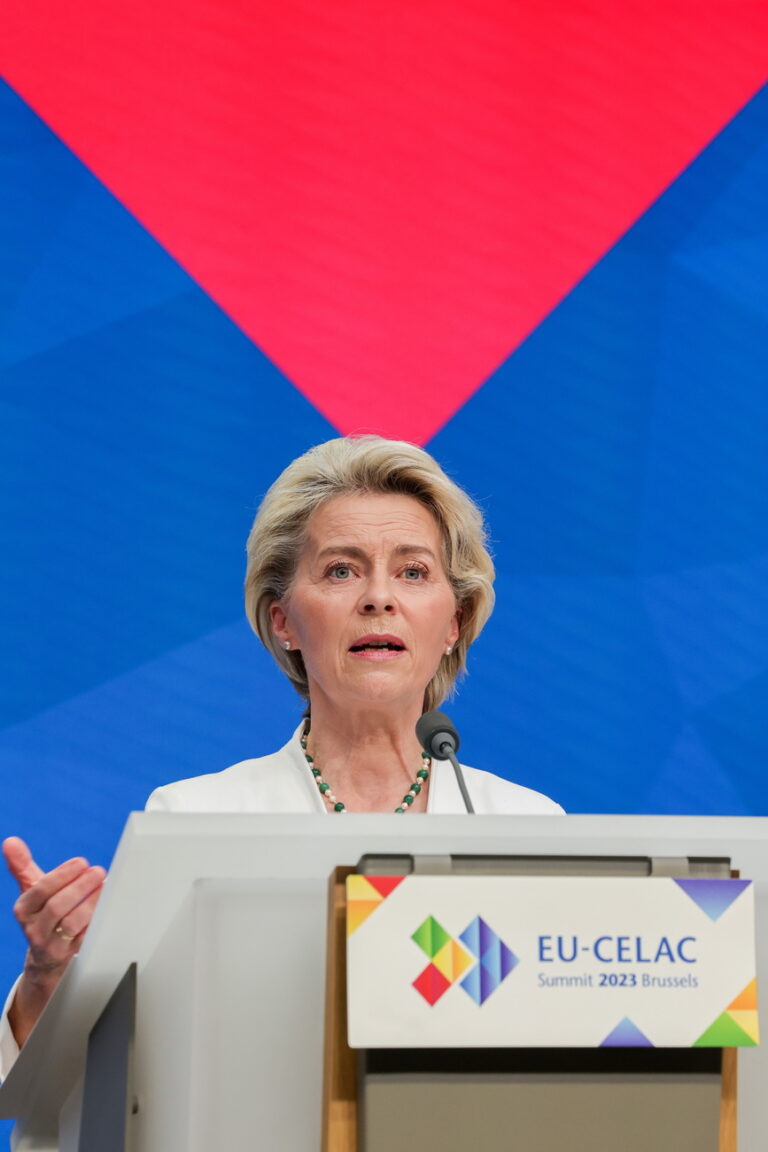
[416,711,475,814]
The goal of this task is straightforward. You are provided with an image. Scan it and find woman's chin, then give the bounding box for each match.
[335,670,424,711]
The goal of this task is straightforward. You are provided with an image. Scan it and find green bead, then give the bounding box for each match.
[304,753,314,764]
[417,768,429,780]
[319,782,330,793]
[395,807,405,813]
[334,802,345,812]
[311,767,321,777]
[403,794,414,805]
[412,782,422,794]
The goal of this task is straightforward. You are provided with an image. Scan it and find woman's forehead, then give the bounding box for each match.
[304,492,443,551]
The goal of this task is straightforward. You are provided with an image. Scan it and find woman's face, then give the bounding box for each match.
[270,493,460,714]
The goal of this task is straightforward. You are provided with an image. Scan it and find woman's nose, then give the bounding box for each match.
[359,572,394,614]
[362,599,394,613]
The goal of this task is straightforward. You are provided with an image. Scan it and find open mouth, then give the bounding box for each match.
[349,638,405,653]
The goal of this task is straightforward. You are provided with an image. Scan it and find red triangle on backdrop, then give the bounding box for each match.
[3,1,767,443]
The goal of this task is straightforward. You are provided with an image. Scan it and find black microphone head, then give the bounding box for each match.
[416,710,460,760]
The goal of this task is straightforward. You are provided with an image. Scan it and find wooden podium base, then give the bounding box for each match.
[721,1047,737,1152]
[323,866,358,1152]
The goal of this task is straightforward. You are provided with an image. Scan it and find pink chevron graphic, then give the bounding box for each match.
[3,1,767,442]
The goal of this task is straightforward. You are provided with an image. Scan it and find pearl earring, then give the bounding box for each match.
[445,645,453,656]
[283,641,291,650]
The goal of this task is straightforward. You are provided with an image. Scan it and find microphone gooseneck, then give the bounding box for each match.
[416,711,475,814]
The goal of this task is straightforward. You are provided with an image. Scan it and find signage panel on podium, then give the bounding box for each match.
[346,875,758,1049]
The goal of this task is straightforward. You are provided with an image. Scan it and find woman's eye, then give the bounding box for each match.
[402,566,426,581]
[330,564,352,580]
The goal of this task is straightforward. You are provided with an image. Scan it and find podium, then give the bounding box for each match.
[1,813,767,1151]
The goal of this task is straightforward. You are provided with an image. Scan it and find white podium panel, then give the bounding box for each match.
[134,879,326,1151]
[0,814,766,1151]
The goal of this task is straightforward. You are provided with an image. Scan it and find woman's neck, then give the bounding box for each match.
[303,698,429,813]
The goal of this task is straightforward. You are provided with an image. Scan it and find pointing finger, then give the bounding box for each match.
[2,837,45,892]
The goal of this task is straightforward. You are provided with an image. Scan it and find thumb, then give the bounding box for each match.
[2,837,44,892]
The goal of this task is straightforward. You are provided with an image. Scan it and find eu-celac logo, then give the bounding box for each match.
[412,915,518,1006]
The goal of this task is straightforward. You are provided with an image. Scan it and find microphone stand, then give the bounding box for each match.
[439,740,475,814]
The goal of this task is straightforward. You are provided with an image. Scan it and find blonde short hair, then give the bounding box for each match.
[245,436,495,711]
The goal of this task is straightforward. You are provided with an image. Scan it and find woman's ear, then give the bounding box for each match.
[269,600,291,648]
[447,606,461,649]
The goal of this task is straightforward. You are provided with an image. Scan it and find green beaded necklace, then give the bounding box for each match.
[300,722,431,813]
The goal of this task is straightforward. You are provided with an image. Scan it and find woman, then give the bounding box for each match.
[1,436,562,1075]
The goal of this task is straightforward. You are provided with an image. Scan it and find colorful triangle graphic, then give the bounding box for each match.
[365,875,406,899]
[728,978,757,1011]
[413,963,452,1006]
[412,915,453,959]
[346,899,382,936]
[600,1017,654,1047]
[433,938,474,984]
[346,874,385,934]
[693,1010,757,1047]
[673,878,751,922]
[347,874,383,902]
[728,1010,760,1044]
[346,873,406,934]
[460,961,505,1006]
[459,916,496,959]
[460,963,483,1006]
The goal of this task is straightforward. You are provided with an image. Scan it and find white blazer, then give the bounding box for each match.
[146,724,564,815]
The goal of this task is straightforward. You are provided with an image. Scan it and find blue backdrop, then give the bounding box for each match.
[1,67,767,1143]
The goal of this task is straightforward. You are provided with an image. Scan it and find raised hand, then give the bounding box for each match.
[2,837,106,1048]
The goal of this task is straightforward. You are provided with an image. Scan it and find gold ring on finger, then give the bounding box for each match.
[55,924,76,943]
